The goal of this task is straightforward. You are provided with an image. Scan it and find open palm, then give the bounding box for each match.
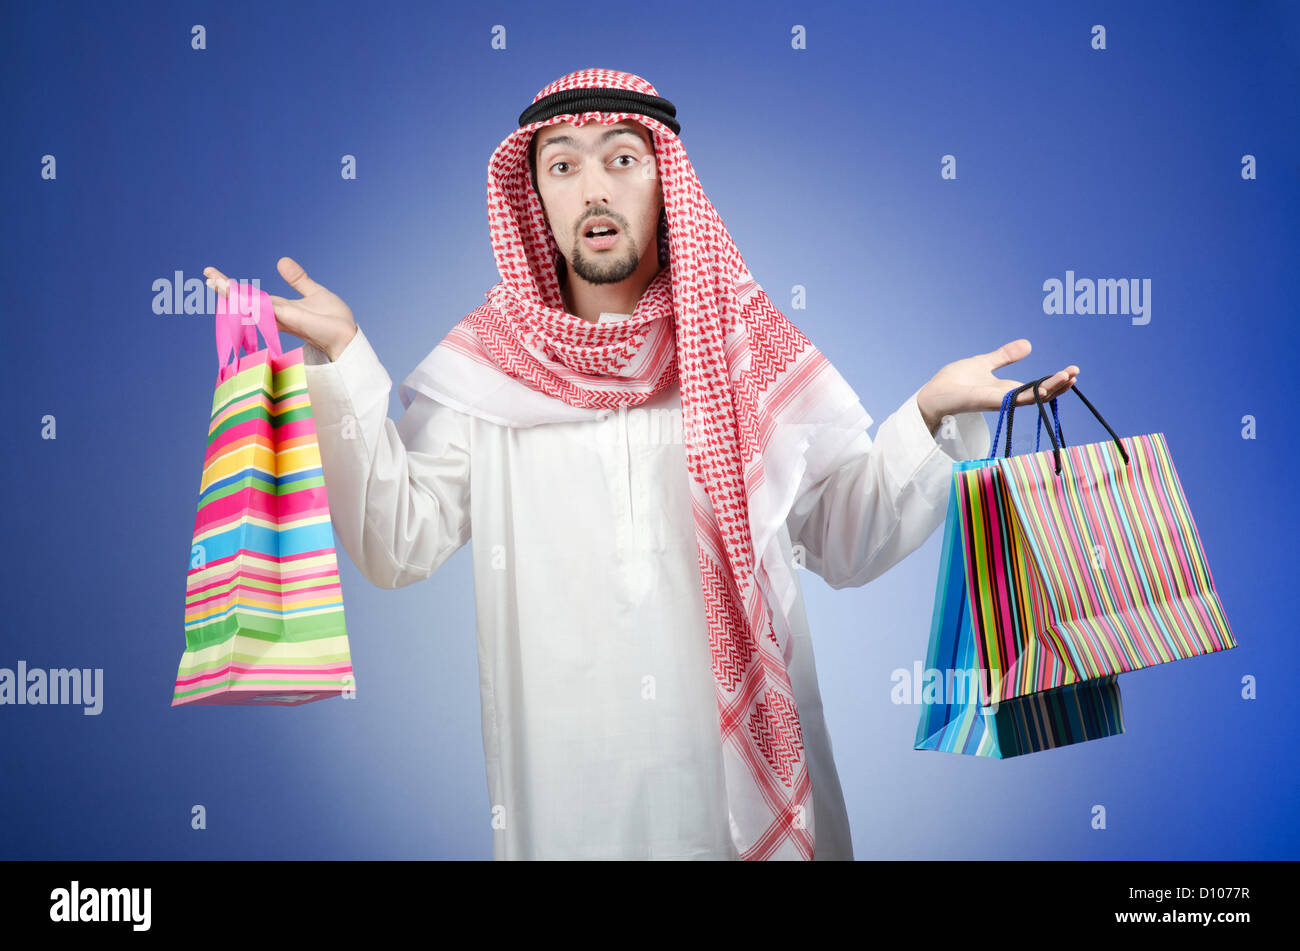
[203,257,357,360]
[919,338,1079,431]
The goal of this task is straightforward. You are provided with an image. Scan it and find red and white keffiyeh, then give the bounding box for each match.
[400,68,873,860]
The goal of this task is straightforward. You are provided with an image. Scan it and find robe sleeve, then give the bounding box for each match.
[786,386,991,589]
[300,326,472,590]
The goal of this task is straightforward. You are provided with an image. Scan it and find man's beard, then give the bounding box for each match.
[567,232,641,285]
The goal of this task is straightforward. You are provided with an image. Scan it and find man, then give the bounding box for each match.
[525,112,664,316]
[203,68,1078,860]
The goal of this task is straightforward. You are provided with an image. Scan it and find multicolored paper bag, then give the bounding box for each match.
[915,378,1235,756]
[914,457,1126,758]
[172,281,354,706]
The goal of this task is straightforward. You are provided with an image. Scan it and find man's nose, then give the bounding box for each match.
[579,164,613,207]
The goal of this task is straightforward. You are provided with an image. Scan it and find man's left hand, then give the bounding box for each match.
[916,338,1078,434]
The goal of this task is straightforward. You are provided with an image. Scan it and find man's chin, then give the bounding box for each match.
[570,252,642,285]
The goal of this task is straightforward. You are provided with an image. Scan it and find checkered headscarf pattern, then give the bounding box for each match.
[431,68,868,860]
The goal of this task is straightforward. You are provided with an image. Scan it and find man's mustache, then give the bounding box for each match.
[576,212,627,234]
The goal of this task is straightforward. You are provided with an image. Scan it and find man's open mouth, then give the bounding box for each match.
[583,222,621,250]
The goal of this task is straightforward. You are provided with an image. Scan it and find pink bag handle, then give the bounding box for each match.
[215,281,283,382]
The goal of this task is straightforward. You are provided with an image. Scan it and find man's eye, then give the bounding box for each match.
[549,155,637,175]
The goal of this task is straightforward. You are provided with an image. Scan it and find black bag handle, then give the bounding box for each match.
[1023,375,1130,475]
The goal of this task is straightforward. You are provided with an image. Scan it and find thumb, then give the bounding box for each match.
[984,338,1031,371]
[277,256,324,299]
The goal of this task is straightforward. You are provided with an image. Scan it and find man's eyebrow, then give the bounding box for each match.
[537,126,651,157]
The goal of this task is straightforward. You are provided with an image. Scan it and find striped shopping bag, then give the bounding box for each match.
[916,376,1235,756]
[914,459,1125,758]
[172,281,355,706]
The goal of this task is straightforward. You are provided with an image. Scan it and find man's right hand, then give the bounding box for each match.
[204,257,358,361]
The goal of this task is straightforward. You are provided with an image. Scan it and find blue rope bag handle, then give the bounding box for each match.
[987,378,1062,460]
[987,388,1014,460]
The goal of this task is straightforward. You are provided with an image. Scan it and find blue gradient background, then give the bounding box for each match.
[2,0,1296,859]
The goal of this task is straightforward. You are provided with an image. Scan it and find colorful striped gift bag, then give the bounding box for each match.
[916,376,1235,756]
[914,458,1126,758]
[172,281,355,706]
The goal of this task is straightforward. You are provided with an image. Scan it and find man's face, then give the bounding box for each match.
[531,120,663,285]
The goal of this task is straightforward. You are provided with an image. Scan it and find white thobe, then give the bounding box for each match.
[300,323,991,860]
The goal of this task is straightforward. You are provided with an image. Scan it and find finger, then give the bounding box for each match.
[984,338,1031,370]
[1058,366,1079,396]
[203,266,231,296]
[1001,378,1051,405]
[1048,367,1079,397]
[1014,384,1046,405]
[1026,369,1077,402]
[1011,375,1058,405]
[1008,382,1055,407]
[277,256,324,299]
[266,295,308,335]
